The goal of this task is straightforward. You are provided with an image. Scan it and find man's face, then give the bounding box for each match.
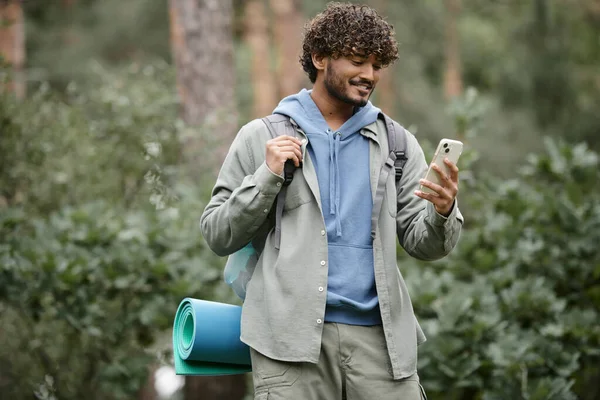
[323,54,382,107]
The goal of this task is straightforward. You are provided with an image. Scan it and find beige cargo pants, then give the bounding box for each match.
[250,323,427,400]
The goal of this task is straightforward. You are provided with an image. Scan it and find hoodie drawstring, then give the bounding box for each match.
[328,130,343,237]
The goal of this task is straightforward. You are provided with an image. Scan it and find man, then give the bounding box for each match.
[201,2,463,399]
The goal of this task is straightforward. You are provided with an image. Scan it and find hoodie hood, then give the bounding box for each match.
[273,89,380,140]
[273,89,381,237]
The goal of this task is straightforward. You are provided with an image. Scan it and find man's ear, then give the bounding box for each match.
[312,53,327,72]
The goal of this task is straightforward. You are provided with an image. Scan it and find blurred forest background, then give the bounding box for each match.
[1,0,599,399]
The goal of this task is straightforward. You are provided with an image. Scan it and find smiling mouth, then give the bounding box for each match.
[351,83,373,95]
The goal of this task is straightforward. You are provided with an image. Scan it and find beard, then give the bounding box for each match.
[323,64,374,107]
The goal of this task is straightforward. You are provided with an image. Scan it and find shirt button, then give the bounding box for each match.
[320,230,326,236]
[320,260,326,266]
[276,182,282,187]
[263,209,268,213]
[317,319,322,324]
[318,286,324,292]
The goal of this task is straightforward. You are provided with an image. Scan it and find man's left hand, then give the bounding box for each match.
[414,158,459,217]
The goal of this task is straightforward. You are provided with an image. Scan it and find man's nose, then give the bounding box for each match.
[359,64,377,83]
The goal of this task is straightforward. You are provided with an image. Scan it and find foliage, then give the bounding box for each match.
[460,0,600,148]
[402,138,600,400]
[0,197,231,400]
[0,62,235,399]
[2,0,599,398]
[24,0,171,89]
[0,59,180,213]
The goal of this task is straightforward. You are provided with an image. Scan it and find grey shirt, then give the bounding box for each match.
[201,117,463,379]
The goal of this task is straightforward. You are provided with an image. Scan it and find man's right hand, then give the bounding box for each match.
[265,135,304,176]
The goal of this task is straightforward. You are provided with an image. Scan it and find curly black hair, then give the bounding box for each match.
[300,2,399,83]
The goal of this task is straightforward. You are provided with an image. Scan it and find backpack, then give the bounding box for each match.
[223,113,408,300]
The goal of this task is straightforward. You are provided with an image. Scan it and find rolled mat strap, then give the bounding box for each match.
[172,298,251,376]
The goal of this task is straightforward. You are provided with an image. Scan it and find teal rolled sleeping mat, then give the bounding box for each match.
[172,298,251,376]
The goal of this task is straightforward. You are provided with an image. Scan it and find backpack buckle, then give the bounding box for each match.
[394,151,407,180]
[395,166,404,177]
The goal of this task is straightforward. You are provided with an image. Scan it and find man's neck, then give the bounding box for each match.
[310,84,354,131]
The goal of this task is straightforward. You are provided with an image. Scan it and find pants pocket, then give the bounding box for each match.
[250,348,301,391]
[254,390,268,400]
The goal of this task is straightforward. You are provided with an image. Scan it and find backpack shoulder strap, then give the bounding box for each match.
[260,114,297,250]
[382,113,408,184]
[371,112,409,240]
[261,114,292,138]
[261,114,297,186]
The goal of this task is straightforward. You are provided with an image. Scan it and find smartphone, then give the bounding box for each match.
[420,138,463,194]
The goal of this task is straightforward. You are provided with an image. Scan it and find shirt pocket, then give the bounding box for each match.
[283,171,313,211]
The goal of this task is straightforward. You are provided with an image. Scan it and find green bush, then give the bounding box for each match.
[404,139,600,400]
[0,60,181,213]
[0,61,232,399]
[0,197,232,399]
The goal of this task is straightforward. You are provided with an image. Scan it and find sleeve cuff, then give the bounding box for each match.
[254,162,285,196]
[427,199,464,227]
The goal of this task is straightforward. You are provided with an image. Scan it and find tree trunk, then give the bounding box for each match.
[169,0,237,169]
[245,0,277,118]
[269,0,305,97]
[168,1,245,396]
[169,0,246,394]
[183,374,247,400]
[137,366,157,400]
[0,0,25,99]
[443,0,462,99]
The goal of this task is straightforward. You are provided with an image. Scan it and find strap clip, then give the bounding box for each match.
[283,160,295,187]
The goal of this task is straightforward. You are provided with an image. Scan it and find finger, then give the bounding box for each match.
[284,152,301,167]
[293,146,303,163]
[273,135,303,146]
[274,141,303,154]
[431,164,451,186]
[275,144,302,153]
[275,145,303,164]
[431,165,458,197]
[443,158,460,183]
[414,189,441,203]
[414,189,453,212]
[419,179,449,198]
[270,142,301,154]
[277,150,301,167]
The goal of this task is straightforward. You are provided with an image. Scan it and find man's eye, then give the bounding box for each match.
[351,60,363,65]
[374,65,382,71]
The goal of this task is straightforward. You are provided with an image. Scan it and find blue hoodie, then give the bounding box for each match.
[273,89,383,326]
